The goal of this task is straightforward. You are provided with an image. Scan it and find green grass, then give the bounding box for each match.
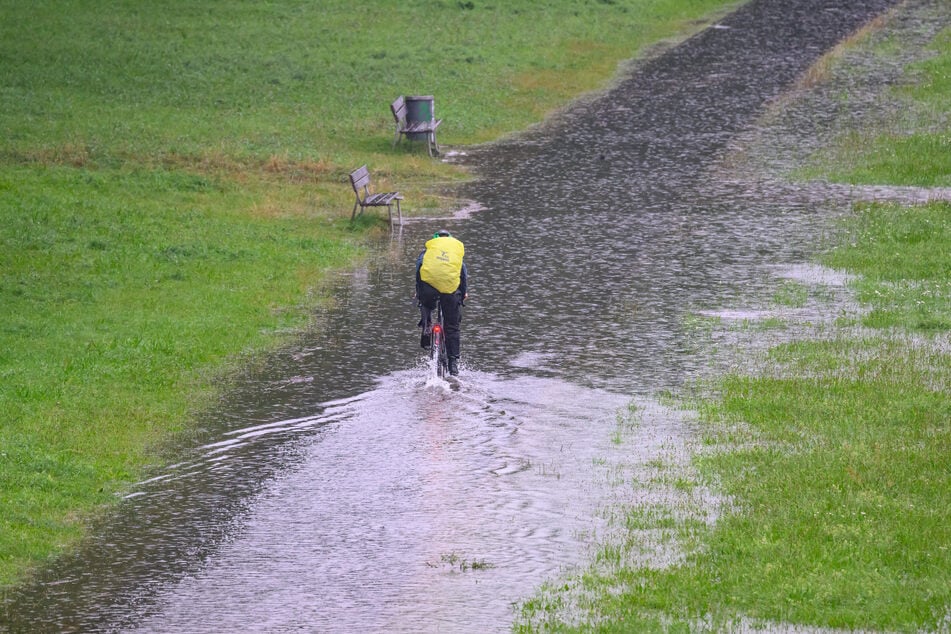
[771,280,809,308]
[691,351,951,629]
[809,132,951,187]
[516,7,951,633]
[824,201,951,331]
[0,0,739,171]
[0,166,362,585]
[797,24,951,186]
[0,0,743,590]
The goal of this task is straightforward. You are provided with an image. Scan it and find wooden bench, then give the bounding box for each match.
[348,165,402,226]
[390,95,442,157]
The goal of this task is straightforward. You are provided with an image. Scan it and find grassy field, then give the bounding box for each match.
[516,8,951,633]
[0,0,743,591]
[0,0,740,171]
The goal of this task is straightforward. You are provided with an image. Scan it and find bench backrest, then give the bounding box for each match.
[349,165,371,199]
[390,96,407,125]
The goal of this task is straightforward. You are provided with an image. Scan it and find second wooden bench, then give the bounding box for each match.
[348,164,402,227]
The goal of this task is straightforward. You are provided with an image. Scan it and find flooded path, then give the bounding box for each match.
[1,0,903,631]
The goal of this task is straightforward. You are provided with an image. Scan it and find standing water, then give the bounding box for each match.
[1,0,902,631]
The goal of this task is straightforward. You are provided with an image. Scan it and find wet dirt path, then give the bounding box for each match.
[0,0,903,631]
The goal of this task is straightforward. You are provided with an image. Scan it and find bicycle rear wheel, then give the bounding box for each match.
[435,328,452,376]
[429,308,448,378]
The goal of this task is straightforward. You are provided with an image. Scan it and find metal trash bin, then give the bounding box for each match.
[404,95,435,142]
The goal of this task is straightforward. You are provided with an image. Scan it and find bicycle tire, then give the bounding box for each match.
[429,305,449,378]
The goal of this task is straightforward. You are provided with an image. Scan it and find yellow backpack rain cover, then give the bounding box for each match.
[420,236,464,294]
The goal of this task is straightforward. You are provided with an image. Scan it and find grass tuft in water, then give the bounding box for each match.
[428,552,495,572]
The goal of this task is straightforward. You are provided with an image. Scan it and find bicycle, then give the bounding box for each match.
[423,304,450,378]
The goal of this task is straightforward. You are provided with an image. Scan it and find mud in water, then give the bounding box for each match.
[1,0,915,632]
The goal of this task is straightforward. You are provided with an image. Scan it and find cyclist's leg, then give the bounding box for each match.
[440,291,463,373]
[417,283,439,348]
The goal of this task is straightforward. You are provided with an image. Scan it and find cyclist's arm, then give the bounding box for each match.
[415,251,425,297]
[459,262,468,299]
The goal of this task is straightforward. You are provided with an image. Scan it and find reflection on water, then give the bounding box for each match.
[128,372,635,632]
[1,0,903,631]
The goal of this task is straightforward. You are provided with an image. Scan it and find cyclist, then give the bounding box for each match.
[416,229,468,376]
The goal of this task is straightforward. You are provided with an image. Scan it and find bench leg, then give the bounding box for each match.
[395,199,402,226]
[393,130,401,148]
[429,131,439,157]
[351,201,359,221]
